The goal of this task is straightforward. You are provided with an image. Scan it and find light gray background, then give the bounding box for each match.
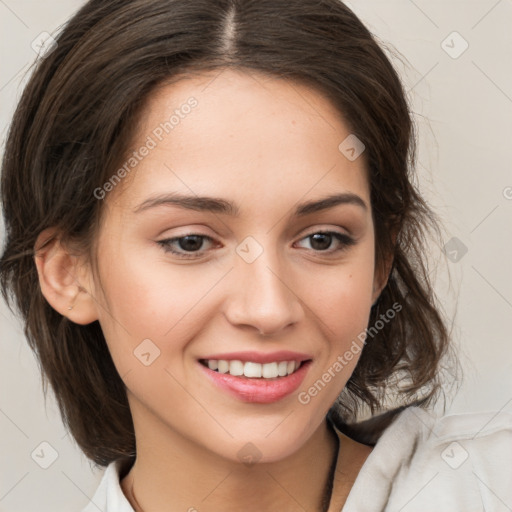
[1,0,511,510]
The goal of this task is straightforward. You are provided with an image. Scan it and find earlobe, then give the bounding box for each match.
[33,228,98,325]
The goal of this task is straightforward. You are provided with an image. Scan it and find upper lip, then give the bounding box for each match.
[199,351,312,364]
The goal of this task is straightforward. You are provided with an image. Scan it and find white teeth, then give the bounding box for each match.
[277,361,288,376]
[217,360,229,374]
[244,362,262,378]
[262,362,278,379]
[229,360,244,376]
[204,359,302,378]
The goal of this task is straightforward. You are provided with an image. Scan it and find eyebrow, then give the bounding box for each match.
[133,191,368,216]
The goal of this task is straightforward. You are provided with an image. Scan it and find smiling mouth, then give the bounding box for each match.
[198,359,308,379]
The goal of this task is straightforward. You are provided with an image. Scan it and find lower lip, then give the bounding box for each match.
[198,361,312,403]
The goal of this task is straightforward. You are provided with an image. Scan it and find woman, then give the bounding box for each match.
[1,0,510,510]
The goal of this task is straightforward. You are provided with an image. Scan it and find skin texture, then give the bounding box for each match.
[35,68,389,511]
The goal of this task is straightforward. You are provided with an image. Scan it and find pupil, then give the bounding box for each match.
[179,235,203,251]
[310,233,331,251]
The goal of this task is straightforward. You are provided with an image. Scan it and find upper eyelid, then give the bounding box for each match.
[160,222,352,238]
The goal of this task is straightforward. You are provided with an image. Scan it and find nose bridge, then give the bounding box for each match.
[225,236,303,335]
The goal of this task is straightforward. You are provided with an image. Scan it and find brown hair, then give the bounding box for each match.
[0,0,456,467]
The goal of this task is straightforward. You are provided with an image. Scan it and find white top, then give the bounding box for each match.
[81,406,512,512]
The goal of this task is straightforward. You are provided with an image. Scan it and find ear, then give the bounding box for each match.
[371,259,392,306]
[371,230,397,306]
[34,228,99,325]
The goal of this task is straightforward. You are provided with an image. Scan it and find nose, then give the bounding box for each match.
[223,248,304,337]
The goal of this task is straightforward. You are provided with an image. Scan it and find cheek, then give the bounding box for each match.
[302,247,375,340]
[295,257,374,410]
[93,245,221,368]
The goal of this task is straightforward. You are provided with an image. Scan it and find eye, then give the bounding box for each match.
[157,230,356,260]
[294,231,356,254]
[157,234,217,259]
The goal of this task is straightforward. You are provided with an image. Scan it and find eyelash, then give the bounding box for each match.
[156,230,356,260]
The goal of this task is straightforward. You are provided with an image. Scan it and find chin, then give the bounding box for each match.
[201,426,312,466]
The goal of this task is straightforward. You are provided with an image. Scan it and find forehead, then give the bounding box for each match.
[110,68,370,213]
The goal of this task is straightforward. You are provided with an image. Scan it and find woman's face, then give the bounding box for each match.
[90,68,383,463]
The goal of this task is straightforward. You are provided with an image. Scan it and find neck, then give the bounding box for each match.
[121,410,339,512]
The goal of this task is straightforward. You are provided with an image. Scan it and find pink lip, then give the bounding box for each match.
[200,350,312,364]
[197,359,312,404]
